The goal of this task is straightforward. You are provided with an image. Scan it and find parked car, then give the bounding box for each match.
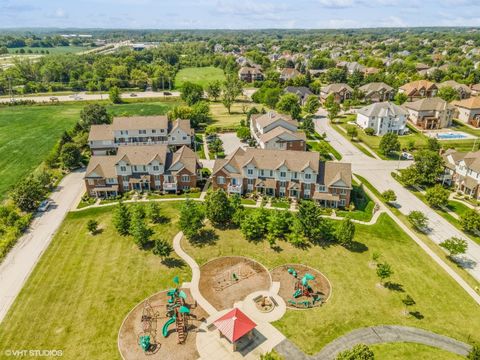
[163,91,172,96]
[401,152,414,160]
[130,93,137,97]
[38,200,51,212]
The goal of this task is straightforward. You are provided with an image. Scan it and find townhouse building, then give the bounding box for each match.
[250,111,306,151]
[356,102,408,135]
[84,145,201,198]
[442,149,480,199]
[211,148,352,208]
[88,116,193,155]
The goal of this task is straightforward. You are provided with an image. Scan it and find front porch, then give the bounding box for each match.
[312,191,340,208]
[91,185,119,199]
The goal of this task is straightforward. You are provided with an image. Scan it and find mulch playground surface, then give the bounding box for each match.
[118,288,208,360]
[270,264,331,309]
[199,256,272,311]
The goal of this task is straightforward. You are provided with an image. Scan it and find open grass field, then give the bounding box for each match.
[175,66,226,89]
[6,46,91,55]
[370,342,465,359]
[0,203,190,360]
[0,100,180,198]
[183,213,480,356]
[209,100,262,128]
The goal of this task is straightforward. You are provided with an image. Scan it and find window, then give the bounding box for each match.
[122,176,129,181]
[139,130,147,134]
[87,179,94,185]
[292,172,298,179]
[269,170,273,177]
[143,166,147,172]
[217,176,225,184]
[305,173,312,180]
[280,171,286,178]
[247,178,255,185]
[152,129,156,133]
[107,178,116,184]
[153,166,159,171]
[317,185,326,192]
[183,186,190,191]
[154,175,161,180]
[279,181,287,188]
[120,166,127,172]
[181,175,190,182]
[304,183,311,190]
[260,170,265,176]
[247,169,254,175]
[182,136,187,140]
[171,137,176,141]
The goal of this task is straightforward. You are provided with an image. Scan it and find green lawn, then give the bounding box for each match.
[337,184,375,222]
[183,214,480,355]
[0,100,180,198]
[307,140,342,161]
[6,46,91,55]
[175,66,226,89]
[357,174,480,291]
[209,101,261,128]
[371,342,465,360]
[0,203,190,360]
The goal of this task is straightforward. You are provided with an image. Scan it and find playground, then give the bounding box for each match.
[118,286,208,360]
[270,264,332,309]
[199,256,272,310]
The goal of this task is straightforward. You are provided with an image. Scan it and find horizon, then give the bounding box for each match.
[1,0,480,30]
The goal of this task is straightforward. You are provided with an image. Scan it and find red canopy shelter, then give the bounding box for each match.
[213,308,257,343]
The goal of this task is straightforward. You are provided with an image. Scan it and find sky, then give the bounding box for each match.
[1,0,480,29]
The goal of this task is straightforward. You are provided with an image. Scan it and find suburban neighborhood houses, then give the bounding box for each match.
[4,18,480,360]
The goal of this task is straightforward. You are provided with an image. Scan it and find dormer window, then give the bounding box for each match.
[247,169,254,175]
[305,173,312,180]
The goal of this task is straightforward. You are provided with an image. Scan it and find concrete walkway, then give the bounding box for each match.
[313,325,472,360]
[172,231,217,315]
[0,170,86,323]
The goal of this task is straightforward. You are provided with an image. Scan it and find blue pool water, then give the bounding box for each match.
[437,133,467,139]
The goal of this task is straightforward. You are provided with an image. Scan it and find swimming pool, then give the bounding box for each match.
[437,132,468,139]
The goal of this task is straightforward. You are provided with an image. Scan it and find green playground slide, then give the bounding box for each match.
[162,316,176,337]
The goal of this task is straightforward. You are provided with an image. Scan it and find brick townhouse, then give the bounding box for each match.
[88,116,193,155]
[211,147,352,208]
[84,145,201,198]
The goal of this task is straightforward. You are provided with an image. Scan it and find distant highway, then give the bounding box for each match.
[0,90,180,104]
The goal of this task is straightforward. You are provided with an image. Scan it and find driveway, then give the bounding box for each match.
[0,91,180,104]
[219,132,246,155]
[0,170,85,323]
[314,108,480,282]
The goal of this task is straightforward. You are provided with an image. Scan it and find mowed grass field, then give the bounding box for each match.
[0,100,180,198]
[6,46,91,55]
[175,66,226,89]
[183,214,480,356]
[0,203,190,360]
[370,342,465,360]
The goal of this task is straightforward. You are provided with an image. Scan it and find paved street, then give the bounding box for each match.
[0,170,85,323]
[315,108,480,282]
[0,90,180,104]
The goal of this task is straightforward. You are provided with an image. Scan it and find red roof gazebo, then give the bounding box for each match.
[213,308,257,350]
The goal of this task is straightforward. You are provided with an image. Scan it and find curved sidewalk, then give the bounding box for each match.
[172,231,217,316]
[315,325,472,360]
[275,325,472,360]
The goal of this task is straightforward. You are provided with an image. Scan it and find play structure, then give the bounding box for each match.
[287,267,323,308]
[162,276,191,344]
[213,261,258,291]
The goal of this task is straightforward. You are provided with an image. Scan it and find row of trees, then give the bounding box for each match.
[178,189,357,249]
[112,202,173,259]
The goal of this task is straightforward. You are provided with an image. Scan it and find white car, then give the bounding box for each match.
[401,152,414,160]
[38,200,51,212]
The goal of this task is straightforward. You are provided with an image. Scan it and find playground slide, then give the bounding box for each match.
[162,316,176,337]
